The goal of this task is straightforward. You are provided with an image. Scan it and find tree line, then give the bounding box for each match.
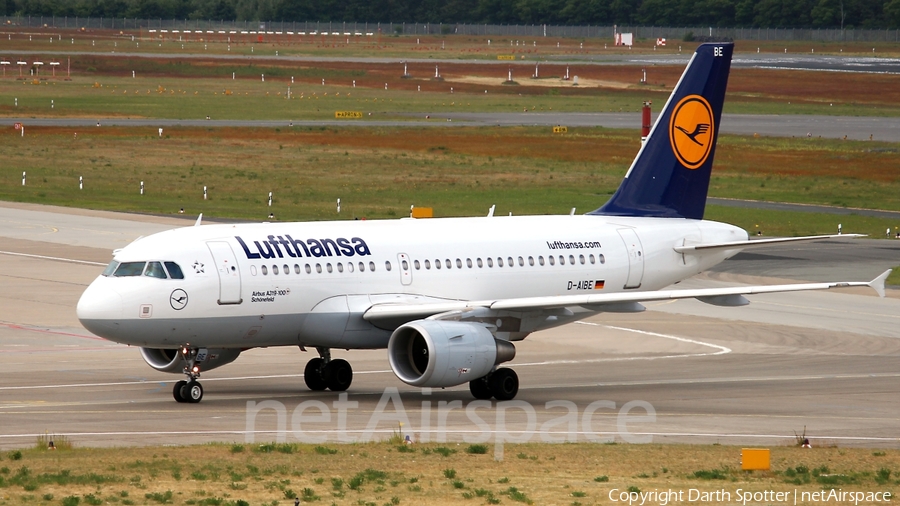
[5,0,900,30]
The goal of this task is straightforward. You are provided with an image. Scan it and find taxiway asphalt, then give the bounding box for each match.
[1,203,898,449]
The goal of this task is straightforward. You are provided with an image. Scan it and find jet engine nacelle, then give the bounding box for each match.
[388,320,515,388]
[140,347,241,374]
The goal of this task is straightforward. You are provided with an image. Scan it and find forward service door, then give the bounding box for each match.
[207,241,243,304]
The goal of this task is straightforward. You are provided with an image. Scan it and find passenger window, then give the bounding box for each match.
[477,258,483,268]
[402,260,409,270]
[487,258,494,267]
[445,259,451,269]
[283,264,290,275]
[579,255,585,265]
[272,265,279,275]
[144,261,167,279]
[589,254,596,264]
[250,265,257,276]
[425,259,431,269]
[414,260,420,270]
[294,264,301,274]
[315,264,322,273]
[538,256,545,266]
[559,255,565,265]
[348,262,354,273]
[369,261,376,271]
[529,256,535,266]
[548,256,555,266]
[359,262,365,272]
[327,263,333,273]
[385,261,392,271]
[456,258,462,268]
[114,262,146,277]
[518,256,524,267]
[569,255,575,264]
[508,257,514,267]
[599,254,606,264]
[466,258,473,268]
[305,264,312,274]
[337,263,344,273]
[102,260,120,277]
[497,257,504,267]
[261,265,268,275]
[435,259,441,270]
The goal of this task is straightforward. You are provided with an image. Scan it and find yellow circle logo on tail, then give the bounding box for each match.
[669,95,715,170]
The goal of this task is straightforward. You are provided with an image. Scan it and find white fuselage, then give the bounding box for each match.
[76,214,747,350]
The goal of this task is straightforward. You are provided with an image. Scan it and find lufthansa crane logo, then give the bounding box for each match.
[170,289,188,310]
[669,94,714,170]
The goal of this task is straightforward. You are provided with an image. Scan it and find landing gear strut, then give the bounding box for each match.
[172,344,204,403]
[303,347,353,392]
[469,367,519,401]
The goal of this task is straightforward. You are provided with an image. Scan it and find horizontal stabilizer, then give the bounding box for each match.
[674,234,865,254]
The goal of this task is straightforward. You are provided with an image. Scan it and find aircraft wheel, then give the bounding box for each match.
[469,377,492,400]
[181,380,204,403]
[489,368,518,401]
[304,358,328,391]
[323,359,353,391]
[173,380,188,403]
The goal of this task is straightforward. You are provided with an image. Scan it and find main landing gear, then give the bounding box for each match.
[173,345,204,403]
[303,347,353,392]
[469,368,519,401]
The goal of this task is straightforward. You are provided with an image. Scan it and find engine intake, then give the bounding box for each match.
[388,320,515,388]
[140,347,241,373]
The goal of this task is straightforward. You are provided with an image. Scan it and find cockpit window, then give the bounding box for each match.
[144,262,167,279]
[102,260,120,277]
[164,262,185,279]
[114,262,146,277]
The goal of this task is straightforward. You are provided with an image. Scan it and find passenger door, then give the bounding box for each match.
[207,241,243,304]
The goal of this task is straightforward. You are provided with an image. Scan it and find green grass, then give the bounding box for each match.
[3,73,900,121]
[886,268,900,286]
[1,125,898,241]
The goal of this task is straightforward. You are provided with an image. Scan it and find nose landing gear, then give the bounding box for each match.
[173,345,205,403]
[303,347,353,392]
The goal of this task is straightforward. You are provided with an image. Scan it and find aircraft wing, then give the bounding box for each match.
[674,234,864,253]
[363,270,890,325]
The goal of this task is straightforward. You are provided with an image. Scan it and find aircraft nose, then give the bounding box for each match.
[76,279,124,338]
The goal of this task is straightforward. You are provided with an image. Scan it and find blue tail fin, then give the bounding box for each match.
[590,43,733,220]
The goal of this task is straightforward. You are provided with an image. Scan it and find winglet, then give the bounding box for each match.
[869,269,891,298]
[194,213,203,227]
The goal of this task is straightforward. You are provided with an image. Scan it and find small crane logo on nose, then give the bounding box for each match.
[170,289,189,310]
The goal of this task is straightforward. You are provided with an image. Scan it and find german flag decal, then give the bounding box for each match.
[669,94,714,170]
[594,280,605,290]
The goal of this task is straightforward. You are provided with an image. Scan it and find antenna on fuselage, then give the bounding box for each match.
[570,208,576,216]
[194,213,203,226]
[487,205,495,217]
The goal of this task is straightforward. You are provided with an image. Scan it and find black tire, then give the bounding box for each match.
[181,380,204,403]
[304,358,327,391]
[489,368,519,401]
[173,380,188,403]
[469,377,493,400]
[323,359,353,391]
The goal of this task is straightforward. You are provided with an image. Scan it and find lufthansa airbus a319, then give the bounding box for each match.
[77,43,889,403]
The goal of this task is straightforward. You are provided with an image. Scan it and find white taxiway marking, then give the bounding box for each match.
[0,250,106,266]
[0,429,896,443]
[516,322,730,367]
